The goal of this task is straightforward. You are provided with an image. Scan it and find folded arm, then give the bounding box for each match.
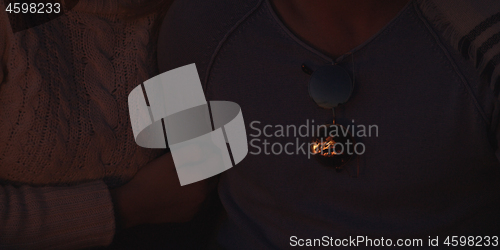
[0,181,115,250]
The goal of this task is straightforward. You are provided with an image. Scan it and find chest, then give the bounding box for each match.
[205,4,498,187]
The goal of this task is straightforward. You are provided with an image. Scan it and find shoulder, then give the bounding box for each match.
[416,0,500,100]
[415,0,500,155]
[157,0,263,87]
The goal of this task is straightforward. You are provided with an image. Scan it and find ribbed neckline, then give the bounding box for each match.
[264,0,415,64]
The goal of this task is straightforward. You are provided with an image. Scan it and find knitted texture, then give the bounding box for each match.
[0,1,165,248]
[0,181,116,249]
[0,0,164,187]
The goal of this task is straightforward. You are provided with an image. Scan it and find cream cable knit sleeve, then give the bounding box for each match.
[0,0,163,248]
[0,182,115,249]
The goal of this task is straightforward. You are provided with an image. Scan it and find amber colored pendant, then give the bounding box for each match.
[310,123,355,172]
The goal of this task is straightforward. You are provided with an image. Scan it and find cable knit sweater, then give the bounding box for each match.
[0,0,164,248]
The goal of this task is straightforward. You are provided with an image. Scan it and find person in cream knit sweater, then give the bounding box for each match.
[0,0,211,249]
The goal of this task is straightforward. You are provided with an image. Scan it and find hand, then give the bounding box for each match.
[110,152,217,229]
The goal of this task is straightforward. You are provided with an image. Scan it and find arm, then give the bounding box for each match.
[0,152,214,249]
[0,181,115,250]
[110,152,215,229]
[0,5,115,249]
[0,152,213,250]
[0,3,212,248]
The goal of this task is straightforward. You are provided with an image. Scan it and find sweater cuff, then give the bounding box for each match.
[42,181,116,249]
[1,181,116,249]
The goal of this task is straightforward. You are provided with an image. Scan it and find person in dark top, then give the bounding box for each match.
[158,0,500,248]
